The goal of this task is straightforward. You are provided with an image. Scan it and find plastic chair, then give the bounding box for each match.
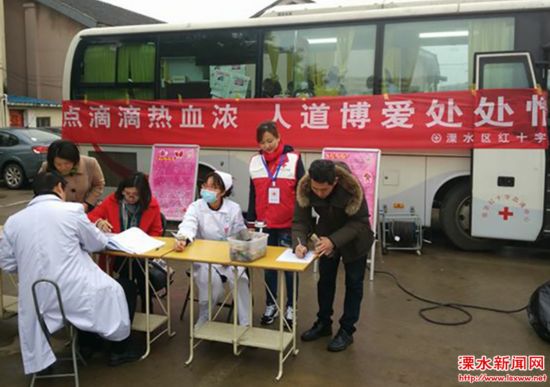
[30,279,84,387]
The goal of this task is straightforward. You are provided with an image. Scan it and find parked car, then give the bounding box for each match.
[37,127,62,136]
[0,128,60,189]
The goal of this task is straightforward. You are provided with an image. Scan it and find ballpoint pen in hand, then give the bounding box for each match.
[295,237,307,258]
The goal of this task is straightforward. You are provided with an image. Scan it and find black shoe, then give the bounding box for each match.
[301,321,332,342]
[36,365,54,376]
[79,345,96,361]
[327,329,353,352]
[108,349,142,367]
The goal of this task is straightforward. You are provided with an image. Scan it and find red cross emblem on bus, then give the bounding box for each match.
[498,207,514,221]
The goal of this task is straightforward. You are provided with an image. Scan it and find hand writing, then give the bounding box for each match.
[174,239,187,252]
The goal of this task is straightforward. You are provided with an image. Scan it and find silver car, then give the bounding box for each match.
[0,128,60,189]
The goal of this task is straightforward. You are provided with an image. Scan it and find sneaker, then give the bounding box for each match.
[260,304,279,325]
[284,306,295,328]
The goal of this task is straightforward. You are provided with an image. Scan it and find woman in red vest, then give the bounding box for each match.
[248,121,305,327]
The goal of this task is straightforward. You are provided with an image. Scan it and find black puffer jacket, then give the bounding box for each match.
[292,163,374,263]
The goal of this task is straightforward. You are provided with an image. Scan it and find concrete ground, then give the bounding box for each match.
[0,187,549,386]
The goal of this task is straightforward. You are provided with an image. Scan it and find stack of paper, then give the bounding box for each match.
[107,227,165,254]
[276,248,316,264]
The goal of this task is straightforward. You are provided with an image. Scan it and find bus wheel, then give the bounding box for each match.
[440,183,494,251]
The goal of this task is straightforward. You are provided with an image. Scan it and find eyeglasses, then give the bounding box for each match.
[122,190,139,197]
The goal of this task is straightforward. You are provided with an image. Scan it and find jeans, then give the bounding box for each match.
[317,255,367,335]
[265,228,298,307]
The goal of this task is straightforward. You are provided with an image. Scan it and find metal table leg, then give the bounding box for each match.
[276,269,285,381]
[292,271,299,356]
[233,266,242,356]
[185,263,194,365]
[141,260,150,359]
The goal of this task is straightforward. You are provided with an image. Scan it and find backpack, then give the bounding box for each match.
[527,281,550,343]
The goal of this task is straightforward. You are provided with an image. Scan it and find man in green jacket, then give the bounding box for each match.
[293,159,374,352]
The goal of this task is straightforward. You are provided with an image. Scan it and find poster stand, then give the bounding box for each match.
[149,144,200,222]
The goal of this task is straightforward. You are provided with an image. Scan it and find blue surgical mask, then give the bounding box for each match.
[200,188,217,204]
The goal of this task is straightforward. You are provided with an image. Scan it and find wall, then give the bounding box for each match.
[35,3,82,101]
[24,106,61,127]
[5,0,83,101]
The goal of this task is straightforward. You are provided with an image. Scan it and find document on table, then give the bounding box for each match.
[276,248,316,264]
[106,227,165,254]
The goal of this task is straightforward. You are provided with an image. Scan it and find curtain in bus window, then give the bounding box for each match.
[117,43,155,83]
[383,26,421,93]
[266,41,280,79]
[383,17,514,94]
[84,89,127,100]
[82,45,116,83]
[336,29,355,88]
[467,18,514,86]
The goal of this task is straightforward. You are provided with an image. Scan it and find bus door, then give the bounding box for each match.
[471,52,545,241]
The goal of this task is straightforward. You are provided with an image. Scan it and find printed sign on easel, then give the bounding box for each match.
[149,144,199,221]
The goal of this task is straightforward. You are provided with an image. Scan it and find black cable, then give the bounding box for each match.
[371,267,527,326]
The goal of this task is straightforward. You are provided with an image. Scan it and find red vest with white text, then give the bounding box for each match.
[249,151,300,229]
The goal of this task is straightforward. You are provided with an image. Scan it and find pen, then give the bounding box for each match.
[297,237,303,246]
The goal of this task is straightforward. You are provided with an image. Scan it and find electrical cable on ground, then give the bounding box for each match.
[371,267,527,326]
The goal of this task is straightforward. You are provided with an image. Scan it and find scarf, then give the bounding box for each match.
[262,141,284,164]
[120,201,141,231]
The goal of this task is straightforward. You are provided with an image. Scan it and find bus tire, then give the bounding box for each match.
[440,183,494,251]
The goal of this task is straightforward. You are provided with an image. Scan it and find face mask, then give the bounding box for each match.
[200,188,218,204]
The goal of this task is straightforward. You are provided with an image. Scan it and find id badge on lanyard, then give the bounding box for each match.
[262,155,284,205]
[268,186,280,204]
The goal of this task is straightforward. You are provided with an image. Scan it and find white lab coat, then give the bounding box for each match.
[0,195,131,374]
[177,198,250,325]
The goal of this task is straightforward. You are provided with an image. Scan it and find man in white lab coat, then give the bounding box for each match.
[0,172,137,374]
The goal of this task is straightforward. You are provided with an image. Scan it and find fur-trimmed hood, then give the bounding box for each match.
[296,163,364,216]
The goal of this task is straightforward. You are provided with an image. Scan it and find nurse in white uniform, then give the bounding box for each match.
[175,170,250,326]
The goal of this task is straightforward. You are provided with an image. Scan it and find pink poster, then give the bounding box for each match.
[149,144,199,221]
[322,148,381,228]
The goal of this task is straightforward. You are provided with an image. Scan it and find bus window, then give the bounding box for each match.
[262,25,376,97]
[159,30,258,99]
[75,41,156,100]
[481,62,530,89]
[383,17,514,94]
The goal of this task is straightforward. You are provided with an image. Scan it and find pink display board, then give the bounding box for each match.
[149,144,199,221]
[322,148,381,228]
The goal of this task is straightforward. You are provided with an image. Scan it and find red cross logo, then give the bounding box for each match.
[498,207,514,221]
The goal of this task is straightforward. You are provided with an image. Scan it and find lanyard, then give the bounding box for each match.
[261,155,285,186]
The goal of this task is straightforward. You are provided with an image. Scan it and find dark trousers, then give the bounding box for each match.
[265,228,298,307]
[114,257,148,312]
[317,255,367,335]
[79,277,136,354]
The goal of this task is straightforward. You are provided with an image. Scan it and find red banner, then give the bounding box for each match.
[62,89,548,150]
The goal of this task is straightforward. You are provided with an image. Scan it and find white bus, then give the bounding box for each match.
[62,0,550,250]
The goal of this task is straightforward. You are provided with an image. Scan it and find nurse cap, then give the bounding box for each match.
[214,170,233,191]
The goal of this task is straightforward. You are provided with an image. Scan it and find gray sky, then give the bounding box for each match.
[100,0,294,23]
